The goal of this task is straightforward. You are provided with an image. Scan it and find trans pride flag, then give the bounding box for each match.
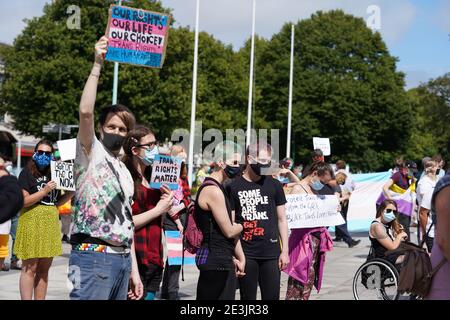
[334,170,416,232]
[165,231,195,266]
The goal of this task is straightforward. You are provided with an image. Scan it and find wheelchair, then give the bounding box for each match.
[353,257,400,300]
[352,248,417,300]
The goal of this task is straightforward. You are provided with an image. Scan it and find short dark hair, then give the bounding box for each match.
[336,160,346,170]
[312,149,323,158]
[99,104,136,132]
[308,161,334,178]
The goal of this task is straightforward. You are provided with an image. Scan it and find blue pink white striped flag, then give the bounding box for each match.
[165,230,195,266]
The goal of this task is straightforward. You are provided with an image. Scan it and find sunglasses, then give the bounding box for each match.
[385,209,398,215]
[36,150,53,156]
[136,141,158,150]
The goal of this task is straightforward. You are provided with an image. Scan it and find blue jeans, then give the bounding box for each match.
[68,250,131,300]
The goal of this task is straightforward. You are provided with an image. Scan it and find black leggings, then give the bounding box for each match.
[239,258,280,300]
[196,270,236,300]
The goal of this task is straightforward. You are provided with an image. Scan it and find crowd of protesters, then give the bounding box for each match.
[1,37,449,301]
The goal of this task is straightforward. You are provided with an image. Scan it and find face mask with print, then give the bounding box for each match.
[310,178,325,191]
[102,131,126,152]
[139,146,159,166]
[383,209,396,223]
[33,152,53,170]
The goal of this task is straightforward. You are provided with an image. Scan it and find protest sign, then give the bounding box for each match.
[105,5,171,68]
[51,161,75,191]
[57,138,76,162]
[150,155,182,190]
[285,194,344,229]
[313,137,331,156]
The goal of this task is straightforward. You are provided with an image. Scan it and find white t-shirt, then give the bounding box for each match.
[417,175,437,238]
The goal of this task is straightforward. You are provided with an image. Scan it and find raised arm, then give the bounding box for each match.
[383,179,394,199]
[78,36,108,155]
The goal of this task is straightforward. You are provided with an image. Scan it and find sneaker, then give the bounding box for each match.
[348,239,361,248]
[1,263,10,272]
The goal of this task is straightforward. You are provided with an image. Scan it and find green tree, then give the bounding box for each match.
[0,0,248,141]
[406,73,450,162]
[253,10,412,171]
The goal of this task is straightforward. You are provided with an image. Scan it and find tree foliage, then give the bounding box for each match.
[1,3,448,171]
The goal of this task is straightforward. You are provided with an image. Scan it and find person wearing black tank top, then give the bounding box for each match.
[195,141,245,300]
[369,199,408,267]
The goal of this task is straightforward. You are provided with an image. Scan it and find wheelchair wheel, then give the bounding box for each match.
[353,258,400,300]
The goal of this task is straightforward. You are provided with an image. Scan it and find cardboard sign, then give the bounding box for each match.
[57,138,77,162]
[313,137,331,156]
[51,161,75,191]
[150,155,182,190]
[285,194,344,229]
[105,5,171,68]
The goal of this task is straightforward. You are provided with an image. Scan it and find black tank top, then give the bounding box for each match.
[369,220,393,259]
[194,177,235,271]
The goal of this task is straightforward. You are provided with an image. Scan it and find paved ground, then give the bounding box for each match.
[1,229,405,300]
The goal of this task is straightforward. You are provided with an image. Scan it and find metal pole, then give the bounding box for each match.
[246,0,256,147]
[112,0,122,104]
[286,24,295,158]
[187,0,201,188]
[17,139,22,172]
[59,126,62,141]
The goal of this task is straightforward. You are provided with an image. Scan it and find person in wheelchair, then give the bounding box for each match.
[369,199,408,271]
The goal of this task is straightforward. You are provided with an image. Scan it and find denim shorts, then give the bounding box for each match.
[68,250,131,300]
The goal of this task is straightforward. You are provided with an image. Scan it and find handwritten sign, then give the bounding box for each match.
[150,155,182,190]
[313,137,331,156]
[105,5,171,68]
[51,161,75,191]
[57,138,77,162]
[285,194,344,229]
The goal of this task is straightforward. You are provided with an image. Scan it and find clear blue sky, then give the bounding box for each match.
[1,0,449,89]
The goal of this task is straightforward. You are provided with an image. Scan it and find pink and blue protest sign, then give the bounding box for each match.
[105,5,171,68]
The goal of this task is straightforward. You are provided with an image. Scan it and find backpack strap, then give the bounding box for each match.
[419,220,435,249]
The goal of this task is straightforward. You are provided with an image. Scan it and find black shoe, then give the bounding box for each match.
[333,237,343,242]
[348,239,361,248]
[62,235,70,243]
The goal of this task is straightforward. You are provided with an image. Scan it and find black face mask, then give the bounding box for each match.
[102,131,126,153]
[224,165,241,179]
[250,162,271,176]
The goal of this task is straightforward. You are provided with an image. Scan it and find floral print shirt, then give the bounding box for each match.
[71,136,134,248]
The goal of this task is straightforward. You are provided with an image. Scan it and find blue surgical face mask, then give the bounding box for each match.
[140,146,159,166]
[383,209,396,223]
[33,152,53,170]
[311,178,325,191]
